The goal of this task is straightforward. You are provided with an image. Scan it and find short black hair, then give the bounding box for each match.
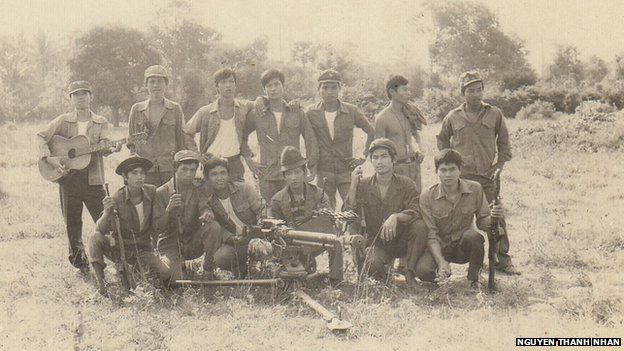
[214,68,237,86]
[260,68,285,87]
[386,75,409,100]
[434,149,463,171]
[203,157,229,177]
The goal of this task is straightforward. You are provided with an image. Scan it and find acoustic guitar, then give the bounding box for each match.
[38,132,148,182]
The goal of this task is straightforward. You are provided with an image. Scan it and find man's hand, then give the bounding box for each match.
[199,210,214,224]
[166,193,183,215]
[435,260,452,282]
[245,157,263,179]
[102,196,115,215]
[350,165,363,184]
[45,156,68,176]
[380,214,398,241]
[490,203,505,219]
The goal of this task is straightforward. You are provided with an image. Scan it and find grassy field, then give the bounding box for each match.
[0,117,622,350]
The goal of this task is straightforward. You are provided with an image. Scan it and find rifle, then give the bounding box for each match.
[104,184,135,292]
[172,173,187,277]
[488,169,506,291]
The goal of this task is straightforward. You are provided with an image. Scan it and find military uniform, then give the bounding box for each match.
[128,65,196,187]
[37,81,111,269]
[436,71,515,271]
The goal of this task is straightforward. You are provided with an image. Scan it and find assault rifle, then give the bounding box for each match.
[104,184,135,292]
[172,173,187,277]
[488,169,506,291]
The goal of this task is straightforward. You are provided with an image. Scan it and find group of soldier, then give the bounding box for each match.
[37,64,520,296]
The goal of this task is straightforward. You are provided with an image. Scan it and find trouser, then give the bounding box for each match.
[414,229,485,282]
[87,232,171,285]
[145,170,174,187]
[227,155,245,183]
[157,223,213,281]
[354,220,428,280]
[462,174,512,267]
[59,170,105,269]
[202,221,249,277]
[394,160,422,194]
[259,178,286,204]
[317,172,350,209]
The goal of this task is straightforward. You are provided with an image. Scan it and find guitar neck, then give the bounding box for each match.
[85,138,128,155]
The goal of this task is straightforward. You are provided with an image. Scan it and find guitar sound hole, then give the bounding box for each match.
[68,149,76,158]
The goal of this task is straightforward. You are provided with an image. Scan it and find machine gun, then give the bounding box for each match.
[172,216,365,332]
[104,184,135,292]
[488,169,507,292]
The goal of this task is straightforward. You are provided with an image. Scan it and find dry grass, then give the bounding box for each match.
[0,118,622,350]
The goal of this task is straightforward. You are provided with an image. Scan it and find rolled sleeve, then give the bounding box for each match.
[496,111,512,163]
[436,114,453,150]
[37,118,61,158]
[475,189,491,231]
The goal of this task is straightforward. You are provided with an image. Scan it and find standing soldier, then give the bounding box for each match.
[374,75,425,193]
[270,146,343,282]
[245,68,318,202]
[152,150,213,281]
[87,156,171,296]
[128,65,195,187]
[184,68,257,183]
[306,69,375,208]
[436,71,519,275]
[37,81,120,273]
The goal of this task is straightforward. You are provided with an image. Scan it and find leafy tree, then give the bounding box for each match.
[426,0,536,90]
[584,55,608,83]
[68,26,160,126]
[0,35,35,122]
[548,45,585,82]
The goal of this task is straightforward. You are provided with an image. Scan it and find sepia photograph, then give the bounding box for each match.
[0,0,622,350]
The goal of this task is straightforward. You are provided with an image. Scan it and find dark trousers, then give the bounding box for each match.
[227,155,245,183]
[317,172,349,209]
[462,174,512,267]
[394,160,422,194]
[356,220,428,279]
[59,170,105,268]
[415,229,485,282]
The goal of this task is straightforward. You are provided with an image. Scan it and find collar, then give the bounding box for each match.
[459,102,491,114]
[312,99,348,113]
[208,98,242,113]
[136,98,176,112]
[435,179,473,200]
[65,110,108,124]
[258,96,290,113]
[122,185,152,203]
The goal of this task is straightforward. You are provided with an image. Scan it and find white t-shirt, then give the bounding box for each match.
[324,111,337,140]
[207,117,240,158]
[274,111,283,134]
[219,197,246,235]
[135,202,145,232]
[77,121,89,135]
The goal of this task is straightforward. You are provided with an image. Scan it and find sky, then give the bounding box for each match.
[2,0,624,75]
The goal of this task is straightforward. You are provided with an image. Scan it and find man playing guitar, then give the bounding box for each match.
[37,81,121,273]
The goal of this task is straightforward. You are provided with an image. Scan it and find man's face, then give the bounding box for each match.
[146,77,167,96]
[436,163,461,186]
[391,84,410,104]
[370,148,393,175]
[124,167,146,189]
[217,76,236,98]
[284,167,306,189]
[207,165,229,191]
[263,78,284,100]
[70,90,91,110]
[319,82,340,103]
[175,161,199,185]
[463,82,484,105]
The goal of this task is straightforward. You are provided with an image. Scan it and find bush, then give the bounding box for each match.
[416,88,462,123]
[516,100,556,120]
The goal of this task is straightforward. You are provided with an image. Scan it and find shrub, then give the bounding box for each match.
[516,100,556,120]
[416,88,462,123]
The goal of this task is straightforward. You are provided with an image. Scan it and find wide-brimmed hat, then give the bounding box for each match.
[115,156,153,175]
[280,146,307,172]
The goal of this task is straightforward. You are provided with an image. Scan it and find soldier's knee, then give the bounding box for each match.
[214,245,236,269]
[86,232,107,257]
[410,219,429,239]
[464,229,484,244]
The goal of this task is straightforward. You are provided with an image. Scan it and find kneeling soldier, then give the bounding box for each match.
[153,150,213,281]
[416,149,505,290]
[344,138,428,285]
[87,156,170,296]
[271,146,344,282]
[202,157,263,278]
